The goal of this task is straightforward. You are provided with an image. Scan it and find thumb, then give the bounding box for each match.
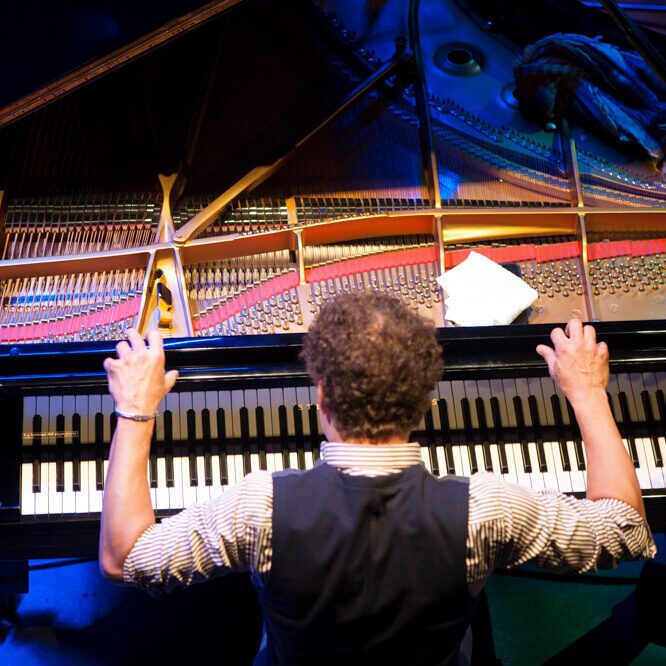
[536,344,555,367]
[164,370,179,393]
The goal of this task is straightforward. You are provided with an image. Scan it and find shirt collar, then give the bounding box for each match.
[320,441,423,473]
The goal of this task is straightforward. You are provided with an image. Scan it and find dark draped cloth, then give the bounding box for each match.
[514,32,666,171]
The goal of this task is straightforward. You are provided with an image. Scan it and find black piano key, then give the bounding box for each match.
[149,420,158,489]
[308,405,321,462]
[201,408,213,485]
[72,413,81,492]
[216,408,228,485]
[549,395,571,472]
[278,405,290,469]
[566,400,586,471]
[95,412,105,491]
[474,398,493,473]
[641,390,663,467]
[186,409,198,486]
[240,407,252,476]
[618,392,640,468]
[460,399,479,474]
[164,409,175,487]
[512,397,532,474]
[527,396,548,473]
[32,414,42,493]
[657,390,666,430]
[293,405,306,471]
[255,407,268,471]
[489,398,509,474]
[110,411,118,441]
[55,413,65,492]
[437,399,456,475]
[424,408,440,476]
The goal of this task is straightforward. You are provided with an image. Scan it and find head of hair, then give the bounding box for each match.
[301,290,444,442]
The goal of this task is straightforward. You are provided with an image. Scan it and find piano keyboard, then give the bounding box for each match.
[19,372,665,517]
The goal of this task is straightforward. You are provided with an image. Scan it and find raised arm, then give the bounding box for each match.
[99,329,178,580]
[536,318,645,518]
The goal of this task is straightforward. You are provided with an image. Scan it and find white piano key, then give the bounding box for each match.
[540,441,560,493]
[527,377,549,425]
[23,397,36,455]
[192,391,206,440]
[75,394,89,443]
[545,441,570,494]
[205,391,219,439]
[283,387,297,436]
[102,395,114,442]
[269,388,283,436]
[230,390,244,437]
[63,461,75,513]
[508,443,531,491]
[21,463,35,515]
[195,456,210,502]
[296,387,311,435]
[233,450,245,485]
[567,442,586,492]
[436,382,458,428]
[166,393,182,440]
[451,446,465,477]
[304,449,314,470]
[420,445,431,472]
[88,461,104,513]
[34,462,49,515]
[244,390,259,437]
[217,391,233,439]
[527,443,545,491]
[47,461,62,515]
[155,397,167,441]
[210,455,223,500]
[148,464,157,510]
[170,457,185,509]
[257,389,273,437]
[75,456,89,514]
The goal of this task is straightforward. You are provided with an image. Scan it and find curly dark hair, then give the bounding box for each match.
[301,290,444,441]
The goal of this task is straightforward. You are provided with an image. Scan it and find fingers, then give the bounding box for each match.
[550,327,568,349]
[126,328,146,351]
[536,344,555,367]
[115,340,131,360]
[165,369,179,392]
[103,357,114,373]
[583,323,597,345]
[146,329,164,354]
[565,317,583,340]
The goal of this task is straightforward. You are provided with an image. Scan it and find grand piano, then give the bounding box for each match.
[0,0,664,567]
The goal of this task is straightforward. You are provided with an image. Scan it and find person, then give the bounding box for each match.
[100,290,655,665]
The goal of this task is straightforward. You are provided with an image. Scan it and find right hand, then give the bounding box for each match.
[536,318,609,407]
[103,329,178,415]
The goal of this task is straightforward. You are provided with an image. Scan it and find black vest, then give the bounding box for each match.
[254,462,474,666]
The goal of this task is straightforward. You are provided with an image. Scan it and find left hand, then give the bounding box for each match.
[103,329,178,415]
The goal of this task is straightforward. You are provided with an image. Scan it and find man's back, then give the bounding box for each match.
[257,463,471,665]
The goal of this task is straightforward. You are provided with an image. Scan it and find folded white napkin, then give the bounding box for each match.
[436,251,538,326]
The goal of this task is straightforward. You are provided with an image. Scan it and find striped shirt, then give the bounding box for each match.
[124,441,656,597]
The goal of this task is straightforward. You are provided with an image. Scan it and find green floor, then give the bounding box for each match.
[486,532,666,665]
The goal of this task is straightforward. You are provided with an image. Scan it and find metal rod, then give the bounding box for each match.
[598,0,666,87]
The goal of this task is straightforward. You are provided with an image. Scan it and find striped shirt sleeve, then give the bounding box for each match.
[466,472,657,596]
[123,470,274,595]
